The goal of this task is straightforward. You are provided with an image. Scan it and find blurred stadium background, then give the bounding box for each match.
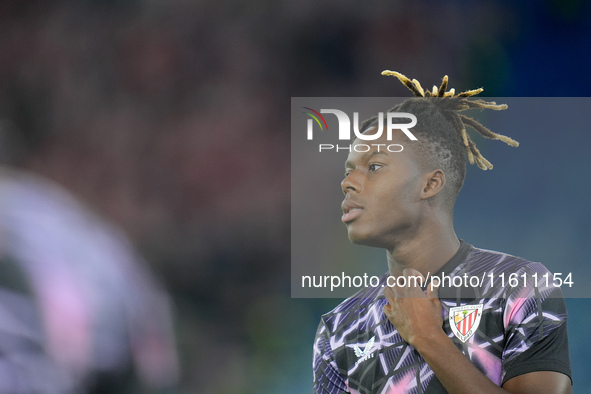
[0,0,589,393]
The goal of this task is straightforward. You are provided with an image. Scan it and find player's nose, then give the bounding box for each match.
[341,171,362,195]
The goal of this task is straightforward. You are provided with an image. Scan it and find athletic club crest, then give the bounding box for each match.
[449,304,483,343]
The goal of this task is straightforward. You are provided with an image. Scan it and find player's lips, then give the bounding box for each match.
[341,200,364,223]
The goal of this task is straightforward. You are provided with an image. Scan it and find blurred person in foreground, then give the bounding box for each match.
[0,89,179,393]
[313,71,571,393]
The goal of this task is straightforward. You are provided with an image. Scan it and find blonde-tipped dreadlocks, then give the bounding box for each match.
[381,70,518,170]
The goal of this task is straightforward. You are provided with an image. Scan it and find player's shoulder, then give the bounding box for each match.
[465,244,551,275]
[463,243,567,301]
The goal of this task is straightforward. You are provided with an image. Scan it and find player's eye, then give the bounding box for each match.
[368,163,382,172]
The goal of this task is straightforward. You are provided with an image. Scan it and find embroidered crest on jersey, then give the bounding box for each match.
[449,304,483,343]
[353,336,375,366]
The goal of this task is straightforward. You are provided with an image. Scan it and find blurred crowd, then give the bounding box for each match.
[0,0,590,393]
[0,1,293,392]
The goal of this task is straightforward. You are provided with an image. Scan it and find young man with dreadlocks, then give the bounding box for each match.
[313,71,571,393]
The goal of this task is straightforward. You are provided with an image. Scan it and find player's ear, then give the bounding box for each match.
[421,169,445,200]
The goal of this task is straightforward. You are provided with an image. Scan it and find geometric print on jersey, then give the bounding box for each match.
[313,241,569,394]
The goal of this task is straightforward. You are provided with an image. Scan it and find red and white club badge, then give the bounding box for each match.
[449,304,483,343]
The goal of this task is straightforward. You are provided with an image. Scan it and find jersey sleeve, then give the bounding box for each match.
[0,256,74,393]
[501,262,572,385]
[313,319,350,394]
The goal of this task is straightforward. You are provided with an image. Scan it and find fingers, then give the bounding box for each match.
[426,282,440,302]
[384,283,395,300]
[384,269,429,304]
[402,268,424,282]
[382,303,392,318]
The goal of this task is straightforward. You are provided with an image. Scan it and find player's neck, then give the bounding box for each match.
[386,222,460,278]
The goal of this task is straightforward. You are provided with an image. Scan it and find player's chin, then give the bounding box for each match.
[347,226,381,247]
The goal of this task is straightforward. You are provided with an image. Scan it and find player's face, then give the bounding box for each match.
[341,132,426,248]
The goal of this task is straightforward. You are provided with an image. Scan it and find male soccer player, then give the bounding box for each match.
[313,71,572,393]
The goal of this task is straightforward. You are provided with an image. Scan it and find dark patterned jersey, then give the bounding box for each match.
[313,241,571,394]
